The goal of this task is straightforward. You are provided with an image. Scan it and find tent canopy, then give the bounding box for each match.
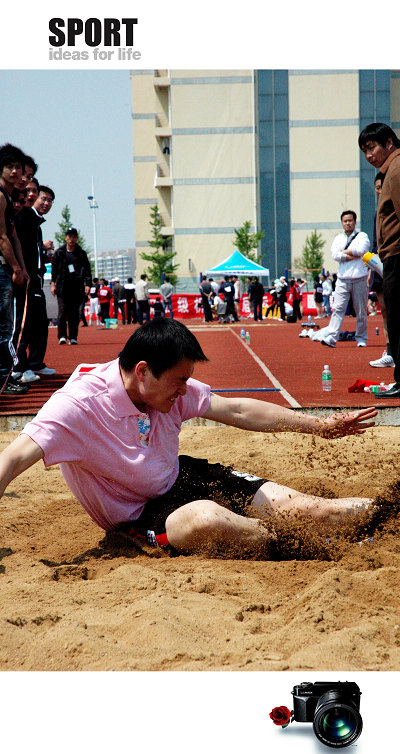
[205,250,270,278]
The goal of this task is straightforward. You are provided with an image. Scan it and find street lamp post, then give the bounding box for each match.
[87,177,98,277]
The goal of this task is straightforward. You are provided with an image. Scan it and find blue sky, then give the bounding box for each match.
[0,70,135,253]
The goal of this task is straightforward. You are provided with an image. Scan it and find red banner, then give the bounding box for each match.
[97,292,320,321]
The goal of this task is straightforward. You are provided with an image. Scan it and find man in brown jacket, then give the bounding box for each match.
[359,122,400,397]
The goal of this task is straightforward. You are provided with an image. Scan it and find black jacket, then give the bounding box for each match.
[52,243,92,299]
[15,207,47,292]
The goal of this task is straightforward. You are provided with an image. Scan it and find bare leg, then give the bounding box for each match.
[165,499,275,557]
[250,481,372,524]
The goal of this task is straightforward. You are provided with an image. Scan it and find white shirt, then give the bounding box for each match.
[331,229,370,280]
[135,278,149,301]
[322,279,332,296]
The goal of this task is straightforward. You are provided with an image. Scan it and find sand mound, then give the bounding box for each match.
[1,425,400,671]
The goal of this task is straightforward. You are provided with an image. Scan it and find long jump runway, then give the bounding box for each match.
[0,314,399,422]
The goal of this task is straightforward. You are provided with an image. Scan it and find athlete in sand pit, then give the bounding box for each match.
[0,319,377,558]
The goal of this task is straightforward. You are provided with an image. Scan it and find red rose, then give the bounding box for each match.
[269,706,292,726]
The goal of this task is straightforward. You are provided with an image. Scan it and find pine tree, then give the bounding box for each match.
[233,221,264,262]
[55,205,91,254]
[140,205,179,286]
[294,230,326,282]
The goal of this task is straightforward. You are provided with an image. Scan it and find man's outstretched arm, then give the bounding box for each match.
[0,434,44,498]
[203,394,377,439]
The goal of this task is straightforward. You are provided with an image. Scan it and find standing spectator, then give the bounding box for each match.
[317,211,370,348]
[135,274,151,325]
[98,278,112,324]
[218,276,239,322]
[124,277,137,324]
[277,276,288,321]
[112,278,127,324]
[321,274,333,316]
[289,278,303,321]
[88,277,100,326]
[159,275,174,318]
[209,278,219,295]
[199,276,213,323]
[367,173,394,368]
[265,284,279,318]
[359,123,400,395]
[0,143,29,395]
[51,227,92,345]
[12,188,27,216]
[233,275,242,319]
[313,275,323,318]
[296,277,306,317]
[13,186,56,382]
[248,276,264,321]
[24,177,39,209]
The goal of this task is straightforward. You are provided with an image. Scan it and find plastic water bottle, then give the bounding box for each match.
[240,327,245,339]
[322,364,332,392]
[245,331,250,345]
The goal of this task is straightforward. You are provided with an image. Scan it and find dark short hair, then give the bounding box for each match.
[358,122,400,149]
[0,143,26,172]
[375,172,383,184]
[140,274,147,280]
[27,177,40,191]
[341,210,357,221]
[24,155,38,175]
[119,318,208,377]
[39,185,55,200]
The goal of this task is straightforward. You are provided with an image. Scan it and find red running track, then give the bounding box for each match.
[0,314,397,417]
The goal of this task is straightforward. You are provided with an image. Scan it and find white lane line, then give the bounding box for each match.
[229,327,301,408]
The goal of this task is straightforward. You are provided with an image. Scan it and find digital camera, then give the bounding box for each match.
[292,681,363,748]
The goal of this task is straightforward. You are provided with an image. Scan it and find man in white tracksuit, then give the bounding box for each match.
[317,210,370,348]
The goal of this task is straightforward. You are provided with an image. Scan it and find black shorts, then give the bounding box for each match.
[115,455,268,548]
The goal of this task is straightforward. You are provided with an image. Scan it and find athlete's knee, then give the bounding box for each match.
[166,499,224,549]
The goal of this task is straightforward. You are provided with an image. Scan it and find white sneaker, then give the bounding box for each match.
[321,338,336,348]
[20,369,40,383]
[59,337,67,344]
[299,329,309,338]
[11,371,22,379]
[34,366,56,376]
[369,351,395,367]
[69,339,78,345]
[357,341,367,347]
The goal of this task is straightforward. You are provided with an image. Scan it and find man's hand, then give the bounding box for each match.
[12,267,24,286]
[318,407,378,438]
[50,281,56,296]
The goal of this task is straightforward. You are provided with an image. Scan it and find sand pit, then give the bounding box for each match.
[1,423,400,672]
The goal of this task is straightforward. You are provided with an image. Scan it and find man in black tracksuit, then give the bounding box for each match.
[51,227,92,345]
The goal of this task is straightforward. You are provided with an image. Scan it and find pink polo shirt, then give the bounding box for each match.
[21,359,211,530]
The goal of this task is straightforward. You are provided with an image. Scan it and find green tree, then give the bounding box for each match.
[55,204,91,254]
[294,230,326,283]
[233,220,265,262]
[140,204,179,286]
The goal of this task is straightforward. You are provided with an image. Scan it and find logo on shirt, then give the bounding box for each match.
[137,413,151,447]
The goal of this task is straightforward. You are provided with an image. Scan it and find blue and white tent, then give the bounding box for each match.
[205,250,270,282]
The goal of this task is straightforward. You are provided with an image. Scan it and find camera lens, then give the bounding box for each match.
[313,691,362,748]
